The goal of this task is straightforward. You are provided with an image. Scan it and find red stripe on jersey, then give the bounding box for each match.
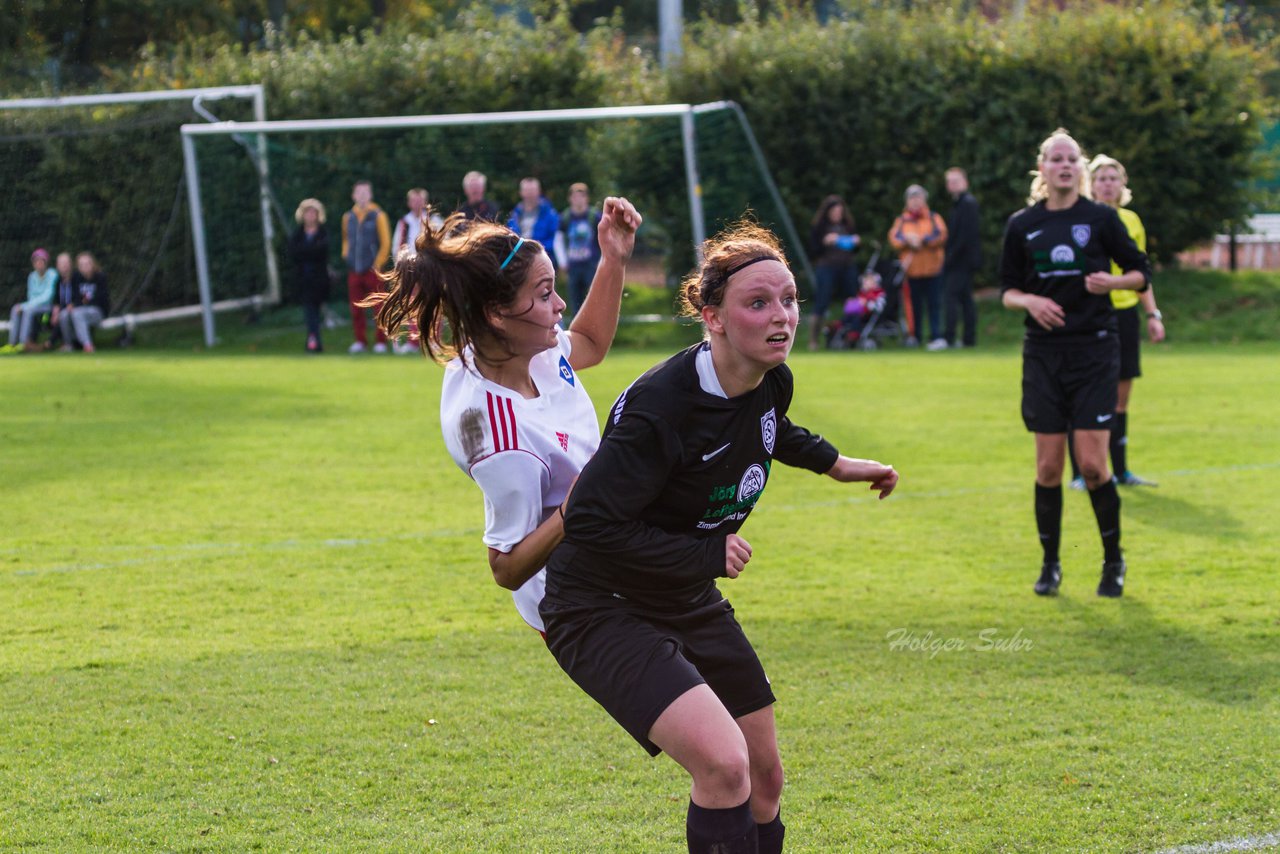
[495,393,511,450]
[485,392,501,454]
[506,398,518,449]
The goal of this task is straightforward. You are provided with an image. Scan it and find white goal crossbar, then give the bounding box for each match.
[0,85,277,339]
[180,100,811,347]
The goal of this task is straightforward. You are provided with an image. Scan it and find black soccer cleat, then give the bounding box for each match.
[1097,559,1127,598]
[1034,561,1062,596]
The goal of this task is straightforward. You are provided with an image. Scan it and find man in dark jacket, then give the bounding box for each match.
[458,171,500,222]
[943,167,982,348]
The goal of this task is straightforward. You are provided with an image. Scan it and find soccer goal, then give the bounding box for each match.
[181,101,812,346]
[0,85,274,341]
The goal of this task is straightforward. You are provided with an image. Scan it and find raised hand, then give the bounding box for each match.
[596,197,642,264]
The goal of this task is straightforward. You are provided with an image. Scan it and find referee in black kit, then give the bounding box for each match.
[999,129,1151,599]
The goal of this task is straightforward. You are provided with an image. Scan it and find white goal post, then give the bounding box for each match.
[180,101,812,347]
[0,85,278,339]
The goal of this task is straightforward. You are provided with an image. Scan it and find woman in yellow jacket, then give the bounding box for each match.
[1068,154,1166,489]
[889,185,948,348]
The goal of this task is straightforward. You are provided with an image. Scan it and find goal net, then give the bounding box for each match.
[182,101,811,345]
[0,86,267,341]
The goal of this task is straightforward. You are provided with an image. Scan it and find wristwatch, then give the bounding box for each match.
[1149,310,1163,321]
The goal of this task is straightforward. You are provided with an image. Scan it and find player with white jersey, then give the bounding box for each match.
[363,197,642,632]
[439,326,599,629]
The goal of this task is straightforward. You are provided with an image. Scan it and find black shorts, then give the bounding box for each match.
[1021,338,1119,434]
[540,586,775,757]
[1116,306,1142,380]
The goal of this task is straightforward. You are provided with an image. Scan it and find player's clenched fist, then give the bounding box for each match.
[724,533,753,579]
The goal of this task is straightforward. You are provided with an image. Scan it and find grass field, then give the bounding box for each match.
[2,341,1277,852]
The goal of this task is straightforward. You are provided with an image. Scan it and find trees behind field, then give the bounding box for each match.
[1,2,1270,311]
[667,4,1272,266]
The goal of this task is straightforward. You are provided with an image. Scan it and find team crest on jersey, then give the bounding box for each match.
[1050,245,1075,265]
[760,408,777,454]
[738,464,768,501]
[558,355,576,386]
[1072,225,1091,247]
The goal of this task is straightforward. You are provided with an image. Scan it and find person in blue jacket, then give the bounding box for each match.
[507,177,561,273]
[4,248,58,353]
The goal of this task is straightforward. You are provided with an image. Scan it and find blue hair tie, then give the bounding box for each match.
[500,237,526,271]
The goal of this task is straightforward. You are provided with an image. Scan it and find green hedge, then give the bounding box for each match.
[666,4,1269,277]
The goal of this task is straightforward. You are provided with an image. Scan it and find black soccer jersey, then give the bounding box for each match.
[999,198,1151,346]
[545,343,840,605]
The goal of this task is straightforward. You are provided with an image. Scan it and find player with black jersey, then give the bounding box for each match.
[999,129,1151,598]
[541,224,898,854]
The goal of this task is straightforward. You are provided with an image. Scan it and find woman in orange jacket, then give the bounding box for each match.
[889,185,948,348]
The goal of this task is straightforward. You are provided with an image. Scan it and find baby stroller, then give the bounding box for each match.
[826,242,906,350]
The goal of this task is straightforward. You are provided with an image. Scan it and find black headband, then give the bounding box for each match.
[723,255,777,278]
[701,254,780,306]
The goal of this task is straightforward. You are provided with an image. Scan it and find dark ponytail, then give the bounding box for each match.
[361,209,541,364]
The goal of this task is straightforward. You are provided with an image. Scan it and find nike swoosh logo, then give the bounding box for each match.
[1027,229,1044,240]
[1097,414,1113,423]
[702,443,731,461]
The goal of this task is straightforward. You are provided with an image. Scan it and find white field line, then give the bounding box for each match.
[7,530,479,577]
[7,460,1279,577]
[1153,830,1280,853]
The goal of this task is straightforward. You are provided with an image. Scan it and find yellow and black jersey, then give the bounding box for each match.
[1110,207,1147,311]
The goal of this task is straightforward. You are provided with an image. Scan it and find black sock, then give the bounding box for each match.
[1088,479,1123,563]
[1067,433,1081,480]
[1110,411,1128,475]
[1035,483,1062,565]
[757,809,785,854]
[687,799,757,854]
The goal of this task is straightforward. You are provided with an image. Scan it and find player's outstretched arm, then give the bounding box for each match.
[825,455,899,500]
[566,197,642,371]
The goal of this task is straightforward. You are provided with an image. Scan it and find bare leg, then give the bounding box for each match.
[736,705,783,823]
[649,684,751,808]
[1072,428,1111,488]
[1034,432,1067,487]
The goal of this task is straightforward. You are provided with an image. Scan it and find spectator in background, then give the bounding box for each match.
[943,168,982,349]
[3,248,57,353]
[807,194,860,350]
[507,177,560,273]
[458,171,500,222]
[393,187,446,257]
[889,185,948,349]
[58,252,110,354]
[47,252,74,350]
[342,180,391,354]
[289,198,330,353]
[392,187,445,353]
[556,182,602,316]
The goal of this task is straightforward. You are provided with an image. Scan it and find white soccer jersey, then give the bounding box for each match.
[440,328,600,631]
